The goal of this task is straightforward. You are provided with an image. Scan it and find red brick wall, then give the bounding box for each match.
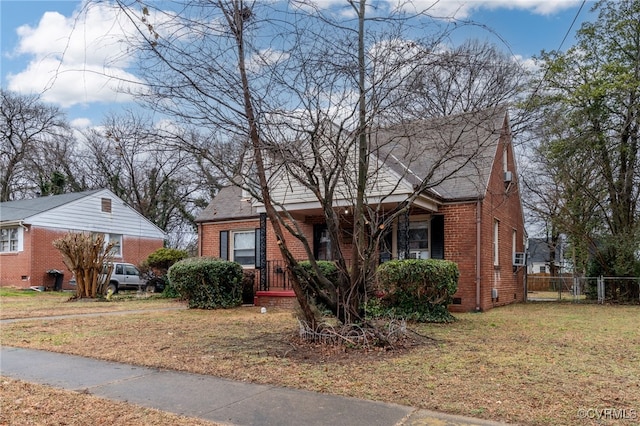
[0,226,163,289]
[199,219,261,258]
[0,225,32,288]
[255,291,298,309]
[477,127,525,311]
[439,203,480,312]
[199,217,315,263]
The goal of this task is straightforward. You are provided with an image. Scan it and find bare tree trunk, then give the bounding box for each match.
[222,2,318,327]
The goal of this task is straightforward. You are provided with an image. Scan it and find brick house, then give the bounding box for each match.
[196,107,526,312]
[0,189,166,289]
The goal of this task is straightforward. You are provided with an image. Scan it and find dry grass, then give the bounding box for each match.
[1,291,639,425]
[0,377,222,426]
[0,288,184,320]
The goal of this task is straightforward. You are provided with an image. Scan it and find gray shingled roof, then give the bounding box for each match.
[527,238,563,263]
[198,107,507,223]
[374,106,505,200]
[196,185,257,222]
[0,190,101,222]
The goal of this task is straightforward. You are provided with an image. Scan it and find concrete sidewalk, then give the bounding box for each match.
[0,346,508,426]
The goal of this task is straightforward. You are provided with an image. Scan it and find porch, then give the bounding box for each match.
[249,260,296,308]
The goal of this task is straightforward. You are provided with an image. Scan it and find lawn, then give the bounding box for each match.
[1,292,638,425]
[0,287,185,319]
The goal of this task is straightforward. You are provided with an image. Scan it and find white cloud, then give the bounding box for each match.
[7,1,143,108]
[360,0,583,19]
[69,117,93,129]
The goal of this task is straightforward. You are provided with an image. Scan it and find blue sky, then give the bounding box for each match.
[1,0,592,129]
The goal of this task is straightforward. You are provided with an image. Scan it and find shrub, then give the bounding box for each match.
[145,248,189,272]
[375,259,459,323]
[141,248,189,298]
[294,260,339,289]
[167,258,243,309]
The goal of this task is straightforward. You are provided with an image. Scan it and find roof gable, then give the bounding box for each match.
[374,106,506,200]
[198,107,510,222]
[196,186,258,222]
[0,189,166,239]
[0,190,101,222]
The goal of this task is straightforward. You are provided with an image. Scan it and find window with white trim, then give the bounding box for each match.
[408,221,429,259]
[0,227,20,252]
[96,233,122,257]
[493,219,500,266]
[231,230,256,267]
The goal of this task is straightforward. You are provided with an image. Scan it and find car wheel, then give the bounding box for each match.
[145,283,156,293]
[107,282,117,294]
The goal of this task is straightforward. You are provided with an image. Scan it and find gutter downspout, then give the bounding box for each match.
[476,200,482,311]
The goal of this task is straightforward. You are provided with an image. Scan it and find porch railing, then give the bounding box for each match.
[255,260,292,292]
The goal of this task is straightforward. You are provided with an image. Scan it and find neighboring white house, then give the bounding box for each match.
[526,237,567,274]
[0,189,166,289]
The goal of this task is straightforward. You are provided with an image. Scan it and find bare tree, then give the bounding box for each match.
[384,39,528,119]
[53,232,115,299]
[80,111,209,247]
[107,0,525,330]
[521,105,606,275]
[0,90,75,201]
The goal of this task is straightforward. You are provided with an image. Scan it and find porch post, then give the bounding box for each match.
[259,212,267,291]
[397,209,410,260]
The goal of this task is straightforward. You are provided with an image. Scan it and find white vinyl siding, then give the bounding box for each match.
[25,189,165,239]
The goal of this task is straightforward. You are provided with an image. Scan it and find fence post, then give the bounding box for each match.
[572,277,579,302]
[597,276,604,304]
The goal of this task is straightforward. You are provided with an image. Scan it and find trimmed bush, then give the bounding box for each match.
[140,248,189,297]
[374,259,459,323]
[295,260,339,288]
[146,248,189,271]
[167,257,244,309]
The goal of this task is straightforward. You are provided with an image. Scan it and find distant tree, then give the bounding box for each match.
[80,111,211,247]
[530,0,640,277]
[0,90,75,201]
[390,39,528,119]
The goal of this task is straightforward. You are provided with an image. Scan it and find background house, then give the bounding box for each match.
[197,107,526,312]
[526,237,566,275]
[0,189,166,289]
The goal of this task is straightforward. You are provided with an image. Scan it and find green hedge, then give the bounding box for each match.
[374,259,459,323]
[294,260,339,288]
[146,248,189,271]
[167,257,243,309]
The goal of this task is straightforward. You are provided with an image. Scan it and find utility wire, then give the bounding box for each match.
[527,0,587,104]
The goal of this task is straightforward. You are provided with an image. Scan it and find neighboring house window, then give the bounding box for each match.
[539,265,546,274]
[493,219,500,266]
[101,198,112,213]
[231,230,256,267]
[98,233,122,257]
[408,221,429,259]
[0,227,20,252]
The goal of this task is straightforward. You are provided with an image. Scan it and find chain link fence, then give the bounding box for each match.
[526,274,640,304]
